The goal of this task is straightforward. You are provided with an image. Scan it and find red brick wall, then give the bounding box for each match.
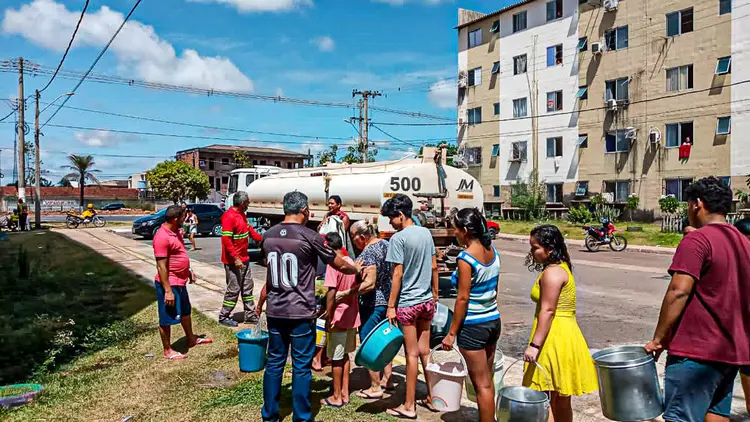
[1,187,138,199]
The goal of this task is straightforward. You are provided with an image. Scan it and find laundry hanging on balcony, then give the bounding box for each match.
[679,141,692,160]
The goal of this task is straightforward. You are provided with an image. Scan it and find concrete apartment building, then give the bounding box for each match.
[457,0,750,214]
[175,144,310,198]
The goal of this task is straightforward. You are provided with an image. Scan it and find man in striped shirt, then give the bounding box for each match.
[219,191,262,327]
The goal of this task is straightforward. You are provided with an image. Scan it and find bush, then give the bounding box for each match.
[122,200,155,211]
[590,193,605,207]
[510,170,547,221]
[593,205,621,222]
[659,195,680,214]
[626,194,640,211]
[567,205,592,225]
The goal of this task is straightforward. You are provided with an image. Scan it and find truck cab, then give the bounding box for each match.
[226,166,281,208]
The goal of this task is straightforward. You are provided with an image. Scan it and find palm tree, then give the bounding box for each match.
[62,154,101,207]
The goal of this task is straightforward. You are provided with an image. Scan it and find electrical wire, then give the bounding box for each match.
[0,109,15,123]
[38,0,90,93]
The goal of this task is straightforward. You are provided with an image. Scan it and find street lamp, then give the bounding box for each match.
[33,91,74,229]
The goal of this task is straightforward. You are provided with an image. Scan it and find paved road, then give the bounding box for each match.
[115,230,673,359]
[44,214,146,223]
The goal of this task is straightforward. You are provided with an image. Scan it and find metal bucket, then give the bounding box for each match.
[496,360,550,422]
[592,346,663,421]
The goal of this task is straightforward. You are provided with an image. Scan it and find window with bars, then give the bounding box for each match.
[666,65,694,92]
[511,141,527,161]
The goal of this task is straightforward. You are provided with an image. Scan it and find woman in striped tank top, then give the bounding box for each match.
[442,208,501,422]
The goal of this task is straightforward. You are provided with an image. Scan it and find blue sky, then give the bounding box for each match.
[0,0,513,183]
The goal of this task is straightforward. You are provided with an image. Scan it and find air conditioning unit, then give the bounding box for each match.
[591,42,603,55]
[649,130,662,145]
[458,71,467,88]
[607,99,618,111]
[604,0,618,11]
[625,127,637,140]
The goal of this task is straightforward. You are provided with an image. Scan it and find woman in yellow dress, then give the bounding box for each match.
[522,225,598,422]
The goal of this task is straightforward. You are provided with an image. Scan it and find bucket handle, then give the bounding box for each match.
[429,344,468,372]
[499,359,553,404]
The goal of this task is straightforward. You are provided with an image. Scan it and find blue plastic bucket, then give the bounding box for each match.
[355,319,404,372]
[236,330,269,373]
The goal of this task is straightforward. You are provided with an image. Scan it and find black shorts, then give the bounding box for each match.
[457,318,502,351]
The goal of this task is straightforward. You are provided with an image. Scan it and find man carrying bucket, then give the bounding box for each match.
[261,191,364,422]
[646,177,750,422]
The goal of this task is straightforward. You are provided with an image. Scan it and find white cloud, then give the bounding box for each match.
[310,36,335,52]
[373,0,448,5]
[427,80,456,109]
[74,130,128,147]
[2,0,253,92]
[187,0,313,13]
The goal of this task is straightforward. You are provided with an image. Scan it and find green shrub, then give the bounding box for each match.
[510,170,547,221]
[593,205,621,222]
[590,193,605,207]
[567,205,592,225]
[659,195,680,214]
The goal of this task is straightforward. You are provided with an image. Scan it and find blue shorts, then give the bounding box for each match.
[155,282,191,326]
[663,355,740,421]
[359,305,387,343]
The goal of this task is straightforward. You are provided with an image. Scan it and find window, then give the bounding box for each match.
[605,77,630,101]
[511,141,528,161]
[575,181,589,196]
[491,144,500,157]
[274,161,281,167]
[546,183,563,203]
[493,102,500,115]
[547,44,563,66]
[493,185,501,197]
[605,181,631,202]
[665,178,693,201]
[513,98,528,118]
[547,91,563,112]
[576,86,588,100]
[221,176,229,186]
[604,26,629,51]
[294,162,300,169]
[199,160,206,169]
[546,137,563,157]
[208,159,215,170]
[252,160,258,165]
[546,0,563,21]
[720,0,731,15]
[245,174,255,186]
[578,134,588,148]
[287,162,293,169]
[222,157,230,166]
[208,176,215,187]
[666,64,694,92]
[491,20,500,33]
[716,56,732,74]
[491,61,500,74]
[468,107,482,125]
[214,177,221,191]
[468,29,482,48]
[513,11,527,33]
[719,176,731,187]
[717,116,731,135]
[468,67,482,86]
[466,147,482,165]
[228,175,239,193]
[665,122,693,147]
[260,160,267,165]
[605,130,630,153]
[667,8,693,37]
[577,37,588,52]
[513,54,527,75]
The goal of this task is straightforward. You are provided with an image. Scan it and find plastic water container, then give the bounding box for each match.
[466,350,505,403]
[315,319,327,347]
[426,346,468,412]
[236,330,269,373]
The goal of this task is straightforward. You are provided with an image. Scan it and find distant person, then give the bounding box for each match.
[218,191,262,327]
[523,225,598,422]
[261,191,364,422]
[81,203,96,222]
[442,208,501,422]
[646,177,750,422]
[17,199,27,231]
[185,209,199,251]
[735,217,750,415]
[381,194,439,419]
[152,205,212,360]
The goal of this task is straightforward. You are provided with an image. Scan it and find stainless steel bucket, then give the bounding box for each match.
[592,346,663,421]
[496,360,550,422]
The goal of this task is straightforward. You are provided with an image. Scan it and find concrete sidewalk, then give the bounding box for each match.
[496,232,678,255]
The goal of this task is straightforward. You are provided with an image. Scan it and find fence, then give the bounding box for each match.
[661,212,749,233]
[501,207,569,221]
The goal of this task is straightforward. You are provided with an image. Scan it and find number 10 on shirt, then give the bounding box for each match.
[267,252,299,288]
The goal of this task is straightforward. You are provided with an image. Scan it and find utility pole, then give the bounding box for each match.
[17,57,26,202]
[352,90,381,162]
[34,89,41,229]
[531,36,539,176]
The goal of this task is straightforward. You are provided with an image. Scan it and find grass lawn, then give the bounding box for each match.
[496,220,683,248]
[0,232,391,421]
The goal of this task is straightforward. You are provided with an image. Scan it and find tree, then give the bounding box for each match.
[233,151,251,169]
[147,160,210,204]
[57,177,73,188]
[341,142,378,164]
[40,177,53,187]
[510,170,547,220]
[418,143,458,167]
[317,145,339,166]
[62,154,101,207]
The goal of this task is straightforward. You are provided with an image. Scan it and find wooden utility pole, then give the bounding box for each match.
[352,90,381,162]
[17,57,26,201]
[34,89,41,229]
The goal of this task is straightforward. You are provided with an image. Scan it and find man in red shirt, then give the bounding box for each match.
[646,177,750,422]
[219,191,262,327]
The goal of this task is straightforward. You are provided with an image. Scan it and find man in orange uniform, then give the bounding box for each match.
[219,191,262,327]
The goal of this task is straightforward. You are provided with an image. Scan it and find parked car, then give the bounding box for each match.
[100,202,125,211]
[131,204,224,239]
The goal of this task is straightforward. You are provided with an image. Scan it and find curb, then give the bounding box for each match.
[495,233,677,256]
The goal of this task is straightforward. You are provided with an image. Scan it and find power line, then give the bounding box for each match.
[0,109,15,123]
[370,124,422,149]
[42,0,143,128]
[39,0,90,93]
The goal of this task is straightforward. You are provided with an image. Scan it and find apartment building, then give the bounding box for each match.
[456,0,750,213]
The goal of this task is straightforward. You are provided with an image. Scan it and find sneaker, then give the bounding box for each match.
[219,318,239,327]
[245,315,259,325]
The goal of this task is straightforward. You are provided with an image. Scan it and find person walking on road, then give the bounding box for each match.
[261,191,364,422]
[17,199,27,231]
[185,208,199,251]
[441,208,502,422]
[523,225,598,422]
[646,177,750,422]
[381,194,439,420]
[152,205,212,360]
[218,191,262,327]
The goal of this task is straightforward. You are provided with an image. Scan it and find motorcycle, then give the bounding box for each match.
[583,219,627,252]
[66,212,106,229]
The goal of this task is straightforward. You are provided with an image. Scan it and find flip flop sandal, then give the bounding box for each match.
[386,408,417,420]
[165,352,187,360]
[417,398,438,413]
[194,338,213,345]
[320,398,346,409]
[356,390,384,400]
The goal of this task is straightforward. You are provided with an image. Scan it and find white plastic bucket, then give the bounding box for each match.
[466,350,505,403]
[426,345,468,412]
[315,318,327,347]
